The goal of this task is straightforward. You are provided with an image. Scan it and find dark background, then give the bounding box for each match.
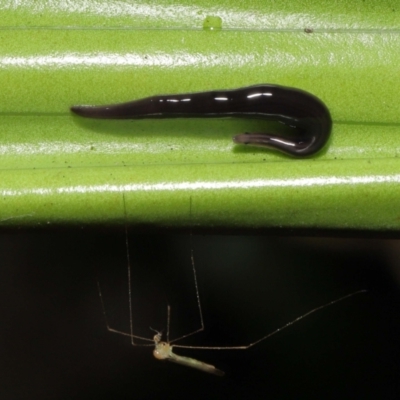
[1,230,399,399]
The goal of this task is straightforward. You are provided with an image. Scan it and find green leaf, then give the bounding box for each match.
[0,1,399,230]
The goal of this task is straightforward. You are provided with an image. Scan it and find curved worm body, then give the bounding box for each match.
[71,84,332,156]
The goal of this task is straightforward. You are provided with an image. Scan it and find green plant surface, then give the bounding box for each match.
[0,1,399,230]
[1,0,399,29]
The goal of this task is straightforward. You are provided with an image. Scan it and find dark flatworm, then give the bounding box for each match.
[71,84,332,157]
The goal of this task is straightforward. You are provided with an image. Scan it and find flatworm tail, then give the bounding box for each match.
[71,84,332,156]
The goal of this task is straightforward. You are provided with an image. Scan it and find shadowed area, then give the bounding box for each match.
[0,231,399,399]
